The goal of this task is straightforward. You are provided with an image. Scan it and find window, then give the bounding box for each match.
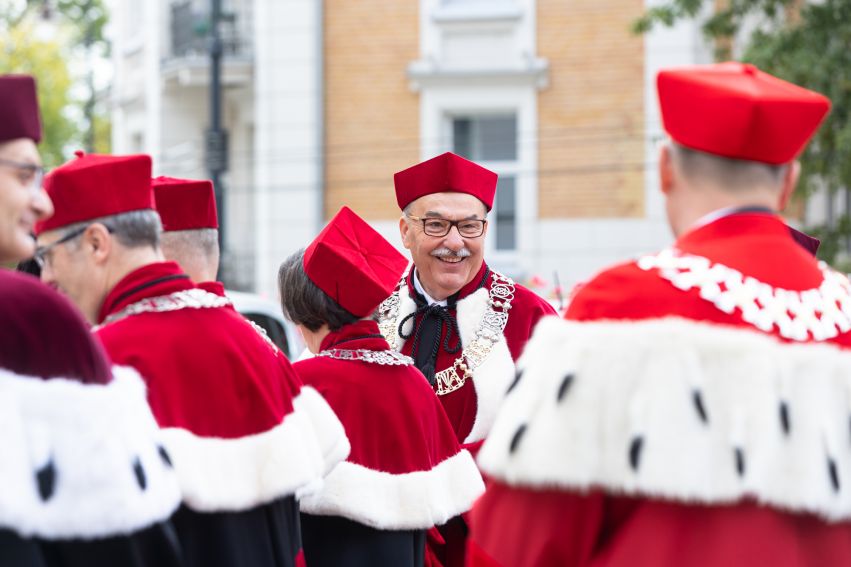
[452,115,517,161]
[494,176,516,250]
[451,114,518,251]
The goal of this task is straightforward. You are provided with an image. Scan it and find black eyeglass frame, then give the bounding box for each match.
[405,214,488,238]
[33,223,114,269]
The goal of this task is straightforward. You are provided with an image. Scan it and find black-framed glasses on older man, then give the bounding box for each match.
[33,224,114,269]
[0,157,44,195]
[405,214,487,238]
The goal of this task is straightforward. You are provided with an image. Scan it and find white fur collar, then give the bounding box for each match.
[479,316,851,522]
[0,366,181,539]
[299,449,484,530]
[390,282,515,444]
[161,386,349,513]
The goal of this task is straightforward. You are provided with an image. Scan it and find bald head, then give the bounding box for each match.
[160,228,220,283]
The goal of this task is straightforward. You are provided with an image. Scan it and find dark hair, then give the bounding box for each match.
[277,249,359,332]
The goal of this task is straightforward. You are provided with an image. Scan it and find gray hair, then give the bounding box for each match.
[670,142,790,191]
[160,228,219,260]
[59,209,162,250]
[277,249,360,332]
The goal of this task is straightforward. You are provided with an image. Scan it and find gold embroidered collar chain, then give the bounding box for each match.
[378,271,515,395]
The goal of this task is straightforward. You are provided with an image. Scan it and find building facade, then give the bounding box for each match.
[110,0,711,299]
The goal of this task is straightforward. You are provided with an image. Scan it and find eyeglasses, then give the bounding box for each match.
[406,214,487,238]
[33,224,113,269]
[0,157,44,195]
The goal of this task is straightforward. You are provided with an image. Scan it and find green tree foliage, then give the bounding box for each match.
[635,0,851,265]
[0,22,75,168]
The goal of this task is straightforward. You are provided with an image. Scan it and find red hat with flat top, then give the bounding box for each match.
[393,152,498,211]
[303,206,408,317]
[657,62,831,165]
[34,152,153,235]
[0,74,42,143]
[153,176,219,231]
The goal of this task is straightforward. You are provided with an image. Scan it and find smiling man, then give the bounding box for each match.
[377,152,555,566]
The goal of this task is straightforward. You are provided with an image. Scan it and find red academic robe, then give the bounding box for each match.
[293,320,484,567]
[378,262,554,566]
[94,262,349,567]
[469,211,851,566]
[0,270,182,566]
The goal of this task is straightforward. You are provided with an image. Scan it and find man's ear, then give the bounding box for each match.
[399,216,413,251]
[777,160,801,212]
[659,143,675,196]
[84,223,113,265]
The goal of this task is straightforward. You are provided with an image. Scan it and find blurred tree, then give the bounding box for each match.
[634,0,851,267]
[0,22,76,168]
[0,0,111,162]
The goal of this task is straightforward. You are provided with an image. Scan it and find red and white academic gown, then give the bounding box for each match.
[94,262,350,567]
[0,270,183,567]
[469,211,851,567]
[378,262,554,566]
[293,320,484,567]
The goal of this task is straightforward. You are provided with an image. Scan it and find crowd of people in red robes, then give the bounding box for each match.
[2,59,851,567]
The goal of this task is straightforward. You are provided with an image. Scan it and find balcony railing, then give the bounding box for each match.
[169,0,252,59]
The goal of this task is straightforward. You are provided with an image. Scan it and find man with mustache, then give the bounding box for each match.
[377,152,556,566]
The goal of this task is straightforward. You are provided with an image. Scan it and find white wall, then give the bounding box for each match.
[253,0,324,299]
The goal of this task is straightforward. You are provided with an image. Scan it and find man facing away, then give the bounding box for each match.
[35,152,349,567]
[152,176,223,295]
[468,63,851,567]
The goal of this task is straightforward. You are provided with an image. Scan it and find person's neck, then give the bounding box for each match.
[673,188,778,237]
[105,247,166,295]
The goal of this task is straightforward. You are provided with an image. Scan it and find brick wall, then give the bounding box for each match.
[537,0,646,218]
[324,0,420,220]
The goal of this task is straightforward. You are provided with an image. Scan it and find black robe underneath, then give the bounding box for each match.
[301,513,425,567]
[173,496,302,567]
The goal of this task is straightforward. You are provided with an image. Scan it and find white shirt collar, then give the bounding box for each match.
[413,270,448,307]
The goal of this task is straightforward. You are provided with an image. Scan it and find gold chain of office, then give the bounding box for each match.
[377,271,515,396]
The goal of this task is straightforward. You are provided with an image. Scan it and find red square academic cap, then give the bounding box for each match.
[0,75,42,143]
[303,206,408,317]
[658,62,830,165]
[153,176,219,231]
[394,152,498,211]
[35,152,154,235]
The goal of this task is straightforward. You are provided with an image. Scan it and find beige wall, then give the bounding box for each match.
[537,0,646,218]
[324,1,420,220]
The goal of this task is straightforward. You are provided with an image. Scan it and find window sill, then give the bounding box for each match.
[432,2,523,24]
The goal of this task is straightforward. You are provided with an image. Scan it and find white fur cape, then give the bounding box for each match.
[299,449,485,530]
[0,366,181,539]
[479,316,851,522]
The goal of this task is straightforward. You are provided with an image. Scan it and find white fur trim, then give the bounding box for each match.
[162,386,349,513]
[456,287,516,444]
[479,316,851,522]
[390,283,516,444]
[0,366,181,539]
[299,450,485,530]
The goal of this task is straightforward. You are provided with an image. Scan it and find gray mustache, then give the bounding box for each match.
[431,247,472,258]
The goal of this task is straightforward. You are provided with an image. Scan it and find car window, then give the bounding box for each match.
[243,313,290,358]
